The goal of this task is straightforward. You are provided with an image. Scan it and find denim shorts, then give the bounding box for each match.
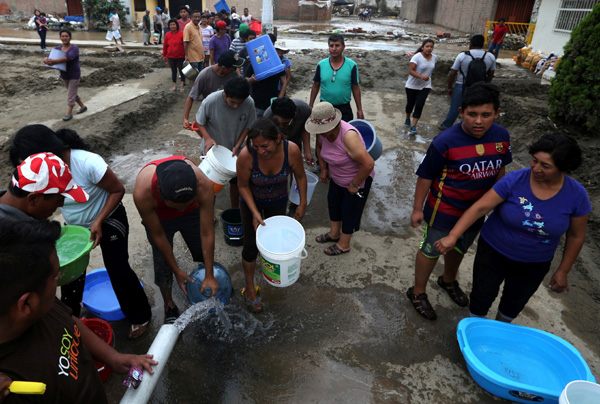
[419,223,479,259]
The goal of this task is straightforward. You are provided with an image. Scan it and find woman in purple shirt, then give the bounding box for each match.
[43,29,87,121]
[435,134,591,322]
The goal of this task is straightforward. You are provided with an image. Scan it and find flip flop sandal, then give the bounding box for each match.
[76,106,87,114]
[62,115,73,121]
[406,286,437,320]
[324,244,350,256]
[128,320,150,340]
[315,233,340,243]
[241,286,262,313]
[437,276,469,307]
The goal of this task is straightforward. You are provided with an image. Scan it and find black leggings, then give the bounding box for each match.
[168,58,185,84]
[405,87,431,119]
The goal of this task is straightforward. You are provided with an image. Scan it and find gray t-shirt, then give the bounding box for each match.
[0,190,33,220]
[263,98,312,147]
[188,66,237,101]
[451,49,496,85]
[196,90,256,150]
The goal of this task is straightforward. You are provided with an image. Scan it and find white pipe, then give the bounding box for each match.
[120,324,180,404]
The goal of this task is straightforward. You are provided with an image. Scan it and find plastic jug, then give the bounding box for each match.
[185,262,233,306]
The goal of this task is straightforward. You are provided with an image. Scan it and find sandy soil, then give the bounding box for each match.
[1,28,599,403]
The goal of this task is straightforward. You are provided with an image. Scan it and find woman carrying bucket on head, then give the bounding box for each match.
[309,102,375,256]
[236,118,308,312]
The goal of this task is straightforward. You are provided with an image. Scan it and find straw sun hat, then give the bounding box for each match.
[305,102,342,134]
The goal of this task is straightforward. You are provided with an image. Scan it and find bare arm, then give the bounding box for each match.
[447,69,458,97]
[343,130,374,193]
[411,176,432,228]
[301,128,314,165]
[409,61,429,81]
[89,168,125,248]
[351,83,364,119]
[198,124,217,150]
[486,69,495,82]
[236,149,265,229]
[285,66,291,87]
[183,41,190,61]
[288,142,307,220]
[209,49,215,66]
[232,128,249,156]
[183,96,195,128]
[549,214,589,292]
[309,81,320,108]
[315,134,328,183]
[278,75,288,98]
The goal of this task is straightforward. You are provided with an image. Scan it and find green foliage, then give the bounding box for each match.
[83,0,127,29]
[549,4,600,134]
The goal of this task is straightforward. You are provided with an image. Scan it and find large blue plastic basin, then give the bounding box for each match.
[82,268,143,321]
[457,318,595,404]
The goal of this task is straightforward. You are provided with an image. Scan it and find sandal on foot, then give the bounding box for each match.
[76,106,87,114]
[437,276,469,307]
[406,287,437,320]
[128,321,150,340]
[62,115,73,121]
[164,306,180,324]
[241,286,262,313]
[324,244,350,256]
[315,233,340,243]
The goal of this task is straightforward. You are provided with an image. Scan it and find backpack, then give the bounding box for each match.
[461,51,488,88]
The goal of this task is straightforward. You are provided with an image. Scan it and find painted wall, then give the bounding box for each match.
[5,0,68,16]
[434,0,496,33]
[529,0,570,56]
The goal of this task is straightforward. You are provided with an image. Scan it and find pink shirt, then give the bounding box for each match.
[319,121,375,188]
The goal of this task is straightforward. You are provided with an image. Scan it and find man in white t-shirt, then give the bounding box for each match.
[241,8,257,24]
[108,8,125,46]
[439,34,496,130]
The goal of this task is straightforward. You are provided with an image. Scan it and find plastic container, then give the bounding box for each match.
[56,225,94,286]
[221,208,243,246]
[559,380,600,404]
[245,35,285,81]
[249,21,262,36]
[185,262,233,306]
[81,318,113,382]
[256,216,307,287]
[289,171,318,205]
[457,318,596,404]
[349,119,383,161]
[213,0,230,13]
[82,268,144,321]
[199,146,237,194]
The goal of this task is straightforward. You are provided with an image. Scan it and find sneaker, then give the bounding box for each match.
[164,306,180,324]
[409,126,418,134]
[404,119,411,128]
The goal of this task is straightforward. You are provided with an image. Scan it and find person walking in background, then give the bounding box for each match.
[404,38,437,135]
[209,20,232,66]
[33,9,48,51]
[241,8,257,24]
[142,9,151,45]
[488,18,508,59]
[153,7,164,44]
[163,19,186,92]
[10,125,153,339]
[407,83,511,321]
[439,34,496,131]
[200,14,214,68]
[108,7,125,48]
[309,34,364,121]
[434,134,590,323]
[309,102,375,256]
[236,118,308,312]
[177,6,191,30]
[162,8,170,35]
[183,10,204,72]
[43,29,87,121]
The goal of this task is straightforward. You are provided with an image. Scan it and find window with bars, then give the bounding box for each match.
[554,0,600,32]
[134,0,146,13]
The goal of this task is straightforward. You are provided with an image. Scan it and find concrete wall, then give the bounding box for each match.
[529,0,570,56]
[4,0,68,16]
[298,1,332,21]
[275,0,300,20]
[400,0,418,20]
[434,0,496,33]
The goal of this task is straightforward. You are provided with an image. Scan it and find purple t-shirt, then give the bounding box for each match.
[481,168,591,262]
[209,34,231,63]
[55,45,81,80]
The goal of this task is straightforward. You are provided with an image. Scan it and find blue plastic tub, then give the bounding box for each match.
[245,36,285,81]
[348,119,383,161]
[82,268,143,321]
[214,0,230,13]
[457,318,596,404]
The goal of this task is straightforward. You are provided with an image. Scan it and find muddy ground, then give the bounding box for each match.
[1,26,599,404]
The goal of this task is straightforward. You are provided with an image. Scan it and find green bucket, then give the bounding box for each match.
[56,225,94,286]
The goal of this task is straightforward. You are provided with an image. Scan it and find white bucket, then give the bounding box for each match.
[559,380,600,404]
[199,146,237,194]
[289,171,318,205]
[256,215,307,287]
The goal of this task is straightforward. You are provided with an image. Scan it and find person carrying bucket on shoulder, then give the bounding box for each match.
[236,118,308,313]
[133,156,217,324]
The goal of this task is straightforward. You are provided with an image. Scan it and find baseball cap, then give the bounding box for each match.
[218,50,244,68]
[12,153,89,203]
[156,160,197,203]
[216,20,227,29]
[156,7,162,11]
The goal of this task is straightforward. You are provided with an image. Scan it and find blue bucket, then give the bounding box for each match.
[82,268,144,321]
[349,119,383,161]
[186,262,233,306]
[245,36,285,81]
[214,0,230,13]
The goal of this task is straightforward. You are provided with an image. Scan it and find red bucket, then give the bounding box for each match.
[81,318,113,382]
[249,21,262,36]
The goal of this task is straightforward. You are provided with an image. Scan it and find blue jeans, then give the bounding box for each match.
[190,61,204,72]
[488,42,501,59]
[440,83,463,130]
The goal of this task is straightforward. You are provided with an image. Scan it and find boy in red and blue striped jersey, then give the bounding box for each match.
[407,83,511,321]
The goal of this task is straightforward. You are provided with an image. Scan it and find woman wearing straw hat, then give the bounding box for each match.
[307,102,375,256]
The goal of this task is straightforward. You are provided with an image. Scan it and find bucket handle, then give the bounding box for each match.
[299,248,308,259]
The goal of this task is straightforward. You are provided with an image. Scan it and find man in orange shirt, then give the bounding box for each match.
[183,10,204,71]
